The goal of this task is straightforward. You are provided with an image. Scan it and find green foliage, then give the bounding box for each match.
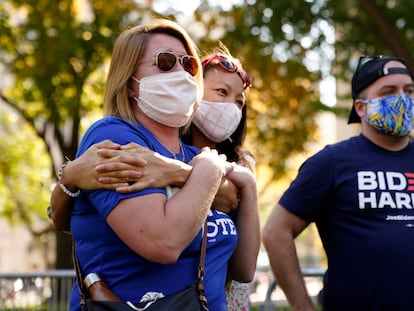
[193,0,326,186]
[192,0,414,188]
[0,111,50,226]
[0,0,149,161]
[0,0,155,268]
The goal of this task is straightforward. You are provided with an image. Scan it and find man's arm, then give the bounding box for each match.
[262,204,316,311]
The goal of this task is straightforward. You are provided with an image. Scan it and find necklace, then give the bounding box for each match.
[172,140,185,162]
[151,130,186,162]
[164,140,186,162]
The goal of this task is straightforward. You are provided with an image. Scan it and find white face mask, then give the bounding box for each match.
[131,71,198,127]
[193,100,242,143]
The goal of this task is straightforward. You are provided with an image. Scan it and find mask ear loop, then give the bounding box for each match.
[130,76,140,104]
[130,76,140,84]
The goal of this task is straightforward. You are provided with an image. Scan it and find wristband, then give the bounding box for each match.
[58,162,80,198]
[83,273,102,289]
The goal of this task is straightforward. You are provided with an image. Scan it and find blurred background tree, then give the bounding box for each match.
[0,0,413,269]
[0,0,155,269]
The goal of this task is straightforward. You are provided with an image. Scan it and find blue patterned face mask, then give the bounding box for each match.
[362,93,414,137]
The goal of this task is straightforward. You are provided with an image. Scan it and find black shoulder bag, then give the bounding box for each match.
[73,220,209,311]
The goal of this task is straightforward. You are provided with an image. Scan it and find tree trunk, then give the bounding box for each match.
[55,231,73,269]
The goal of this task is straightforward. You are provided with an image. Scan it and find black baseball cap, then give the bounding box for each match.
[348,56,413,123]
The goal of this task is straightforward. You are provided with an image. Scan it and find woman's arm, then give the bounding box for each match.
[211,179,239,213]
[225,164,260,282]
[50,140,191,231]
[100,142,192,192]
[49,141,238,232]
[50,183,73,232]
[50,140,155,231]
[95,143,244,210]
[50,140,126,231]
[212,146,257,214]
[106,147,230,264]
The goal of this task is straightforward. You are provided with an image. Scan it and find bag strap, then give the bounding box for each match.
[72,240,88,310]
[197,219,209,308]
[72,218,209,308]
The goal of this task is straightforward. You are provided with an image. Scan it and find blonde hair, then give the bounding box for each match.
[103,19,203,124]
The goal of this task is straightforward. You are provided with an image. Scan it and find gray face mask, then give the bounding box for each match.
[131,71,198,127]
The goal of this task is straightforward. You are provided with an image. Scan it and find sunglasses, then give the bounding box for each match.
[202,54,253,89]
[355,55,383,73]
[355,54,409,75]
[146,51,198,76]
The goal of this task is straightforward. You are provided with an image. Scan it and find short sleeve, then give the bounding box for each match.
[279,147,335,222]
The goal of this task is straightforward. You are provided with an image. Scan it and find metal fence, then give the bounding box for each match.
[0,268,325,310]
[252,267,325,310]
[0,270,75,311]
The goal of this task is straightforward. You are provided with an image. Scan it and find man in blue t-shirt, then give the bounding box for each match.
[263,56,414,311]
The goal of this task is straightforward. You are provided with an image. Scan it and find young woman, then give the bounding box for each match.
[185,48,257,310]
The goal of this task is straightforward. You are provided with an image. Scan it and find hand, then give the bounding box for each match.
[63,140,144,190]
[213,178,240,214]
[114,150,192,193]
[190,148,237,214]
[189,147,231,177]
[215,147,256,214]
[225,163,255,189]
[95,142,150,188]
[212,161,254,214]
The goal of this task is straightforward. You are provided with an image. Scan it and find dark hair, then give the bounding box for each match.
[182,44,250,161]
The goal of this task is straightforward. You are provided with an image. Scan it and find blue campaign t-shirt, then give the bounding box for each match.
[280,134,414,310]
[69,117,237,311]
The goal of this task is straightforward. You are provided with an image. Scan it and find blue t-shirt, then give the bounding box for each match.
[280,134,414,310]
[69,117,237,311]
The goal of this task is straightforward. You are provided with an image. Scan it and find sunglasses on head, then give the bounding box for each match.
[202,54,253,89]
[355,55,383,73]
[355,55,408,74]
[149,51,198,76]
